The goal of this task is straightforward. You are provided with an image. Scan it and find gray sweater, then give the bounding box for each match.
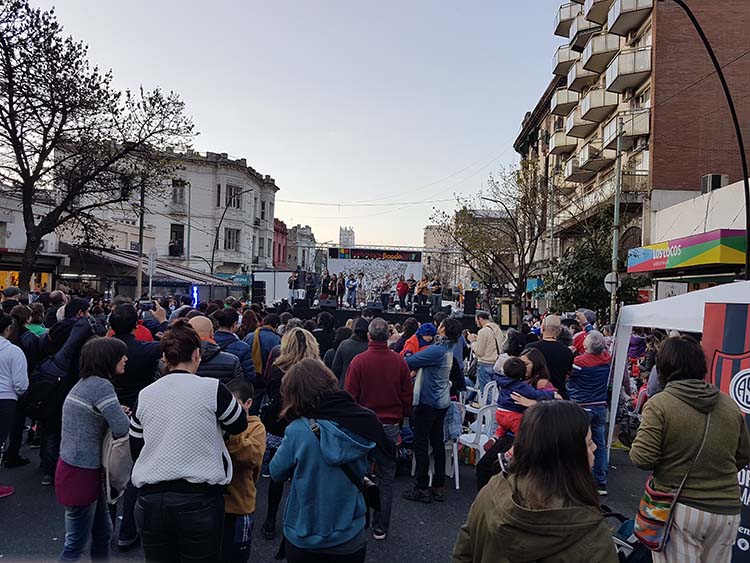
[60,376,129,469]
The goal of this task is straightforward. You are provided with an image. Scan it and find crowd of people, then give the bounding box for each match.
[0,282,748,563]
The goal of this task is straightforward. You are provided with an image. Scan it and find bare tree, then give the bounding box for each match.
[0,1,193,290]
[431,164,551,325]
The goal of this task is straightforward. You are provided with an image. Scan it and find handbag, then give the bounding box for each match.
[634,411,711,552]
[309,419,381,528]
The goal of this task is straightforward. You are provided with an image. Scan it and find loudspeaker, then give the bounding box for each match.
[441,305,452,315]
[319,299,337,310]
[293,303,311,317]
[366,301,383,312]
[464,290,478,316]
[414,304,431,316]
[250,280,266,304]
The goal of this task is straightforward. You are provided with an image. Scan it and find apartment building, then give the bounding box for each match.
[146,150,278,274]
[517,0,750,261]
[287,224,317,269]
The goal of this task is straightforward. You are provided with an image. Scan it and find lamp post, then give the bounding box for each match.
[658,0,750,280]
[210,187,257,274]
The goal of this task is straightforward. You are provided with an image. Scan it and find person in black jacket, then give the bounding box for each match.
[312,311,336,358]
[43,290,66,329]
[188,316,242,383]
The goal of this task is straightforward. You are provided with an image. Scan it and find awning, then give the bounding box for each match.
[627,229,747,273]
[75,248,238,287]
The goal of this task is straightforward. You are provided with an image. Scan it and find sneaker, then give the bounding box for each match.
[372,527,387,541]
[261,519,276,540]
[41,474,54,486]
[117,536,141,551]
[429,486,447,503]
[597,487,608,496]
[4,456,31,469]
[0,485,14,498]
[402,486,432,504]
[610,441,630,451]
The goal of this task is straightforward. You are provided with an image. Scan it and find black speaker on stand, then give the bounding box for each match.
[464,290,478,316]
[251,280,266,305]
[319,299,337,311]
[413,304,431,316]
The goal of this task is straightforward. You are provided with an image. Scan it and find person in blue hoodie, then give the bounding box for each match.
[270,358,392,563]
[213,308,256,382]
[402,317,463,504]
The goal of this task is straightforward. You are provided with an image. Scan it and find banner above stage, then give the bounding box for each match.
[627,229,747,273]
[329,247,422,262]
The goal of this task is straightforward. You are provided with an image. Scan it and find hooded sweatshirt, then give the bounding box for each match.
[0,337,29,401]
[453,473,616,563]
[270,417,374,551]
[630,379,750,515]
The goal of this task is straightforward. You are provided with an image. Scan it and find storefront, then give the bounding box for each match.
[627,229,747,297]
[0,249,69,292]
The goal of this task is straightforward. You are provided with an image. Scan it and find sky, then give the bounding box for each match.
[35,0,562,247]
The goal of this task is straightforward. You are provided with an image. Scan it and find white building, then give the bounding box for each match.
[115,150,278,274]
[339,226,355,247]
[288,224,316,269]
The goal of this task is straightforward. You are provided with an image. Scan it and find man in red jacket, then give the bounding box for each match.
[345,317,412,541]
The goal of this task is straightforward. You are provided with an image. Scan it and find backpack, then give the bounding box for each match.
[101,431,133,504]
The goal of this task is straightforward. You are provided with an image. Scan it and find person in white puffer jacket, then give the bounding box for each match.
[0,313,29,499]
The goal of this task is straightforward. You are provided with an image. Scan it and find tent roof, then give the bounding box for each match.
[618,281,750,333]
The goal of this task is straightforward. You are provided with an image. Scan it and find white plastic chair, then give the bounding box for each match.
[410,402,466,490]
[465,381,498,415]
[458,404,497,462]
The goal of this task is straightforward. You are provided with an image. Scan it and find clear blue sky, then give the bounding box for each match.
[36,0,561,247]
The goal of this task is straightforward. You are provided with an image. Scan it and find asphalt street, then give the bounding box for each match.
[0,447,643,563]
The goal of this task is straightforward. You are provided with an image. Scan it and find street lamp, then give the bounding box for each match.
[210,187,257,274]
[658,0,750,280]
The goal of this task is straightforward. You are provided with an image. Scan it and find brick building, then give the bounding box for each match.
[516,0,750,259]
[273,218,288,269]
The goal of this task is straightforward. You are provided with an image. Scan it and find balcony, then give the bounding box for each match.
[582,33,620,73]
[551,88,580,116]
[566,107,598,138]
[555,3,581,38]
[549,130,579,155]
[564,157,596,183]
[579,139,616,171]
[606,47,651,93]
[567,61,598,92]
[553,45,579,76]
[603,109,651,150]
[608,0,653,36]
[581,87,619,122]
[569,15,602,52]
[584,0,615,24]
[622,169,650,193]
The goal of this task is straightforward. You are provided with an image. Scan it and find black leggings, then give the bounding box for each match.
[286,541,366,563]
[265,447,285,524]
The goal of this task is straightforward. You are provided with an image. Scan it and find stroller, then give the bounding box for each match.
[601,506,653,563]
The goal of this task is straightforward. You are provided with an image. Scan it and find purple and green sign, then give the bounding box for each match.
[627,229,747,273]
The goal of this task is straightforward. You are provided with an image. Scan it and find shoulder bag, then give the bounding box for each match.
[308,419,380,528]
[634,411,711,552]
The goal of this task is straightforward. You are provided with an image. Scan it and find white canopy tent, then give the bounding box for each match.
[608,281,750,449]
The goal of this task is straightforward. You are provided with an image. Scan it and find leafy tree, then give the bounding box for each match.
[0,1,193,290]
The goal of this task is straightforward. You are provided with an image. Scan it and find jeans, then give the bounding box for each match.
[416,294,428,307]
[221,513,253,563]
[372,423,399,531]
[584,405,608,488]
[476,364,495,395]
[412,404,448,489]
[40,421,61,476]
[288,289,294,304]
[380,293,389,311]
[398,295,406,309]
[347,291,356,308]
[118,480,139,542]
[135,491,224,563]
[430,294,442,314]
[1,399,26,461]
[285,542,366,563]
[60,490,112,561]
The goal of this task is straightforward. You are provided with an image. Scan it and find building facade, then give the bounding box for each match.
[287,224,316,270]
[518,0,750,263]
[273,218,288,269]
[339,226,355,247]
[144,150,278,274]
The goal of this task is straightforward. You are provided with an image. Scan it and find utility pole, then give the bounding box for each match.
[610,117,624,325]
[135,181,146,299]
[186,182,192,270]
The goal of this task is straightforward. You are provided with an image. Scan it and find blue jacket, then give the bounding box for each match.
[214,331,256,382]
[568,351,612,405]
[405,340,454,409]
[495,375,555,414]
[270,418,374,551]
[243,328,281,376]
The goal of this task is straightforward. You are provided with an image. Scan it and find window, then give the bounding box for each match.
[252,235,257,257]
[129,241,140,252]
[267,238,273,259]
[261,200,266,220]
[216,184,222,207]
[226,184,241,209]
[224,228,241,252]
[171,179,186,204]
[254,197,258,218]
[169,224,185,256]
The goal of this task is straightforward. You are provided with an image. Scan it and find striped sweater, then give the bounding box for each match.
[130,371,247,489]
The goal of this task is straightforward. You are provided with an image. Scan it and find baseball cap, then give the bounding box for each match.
[2,287,20,298]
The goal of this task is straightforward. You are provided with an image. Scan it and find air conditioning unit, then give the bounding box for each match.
[701,173,729,194]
